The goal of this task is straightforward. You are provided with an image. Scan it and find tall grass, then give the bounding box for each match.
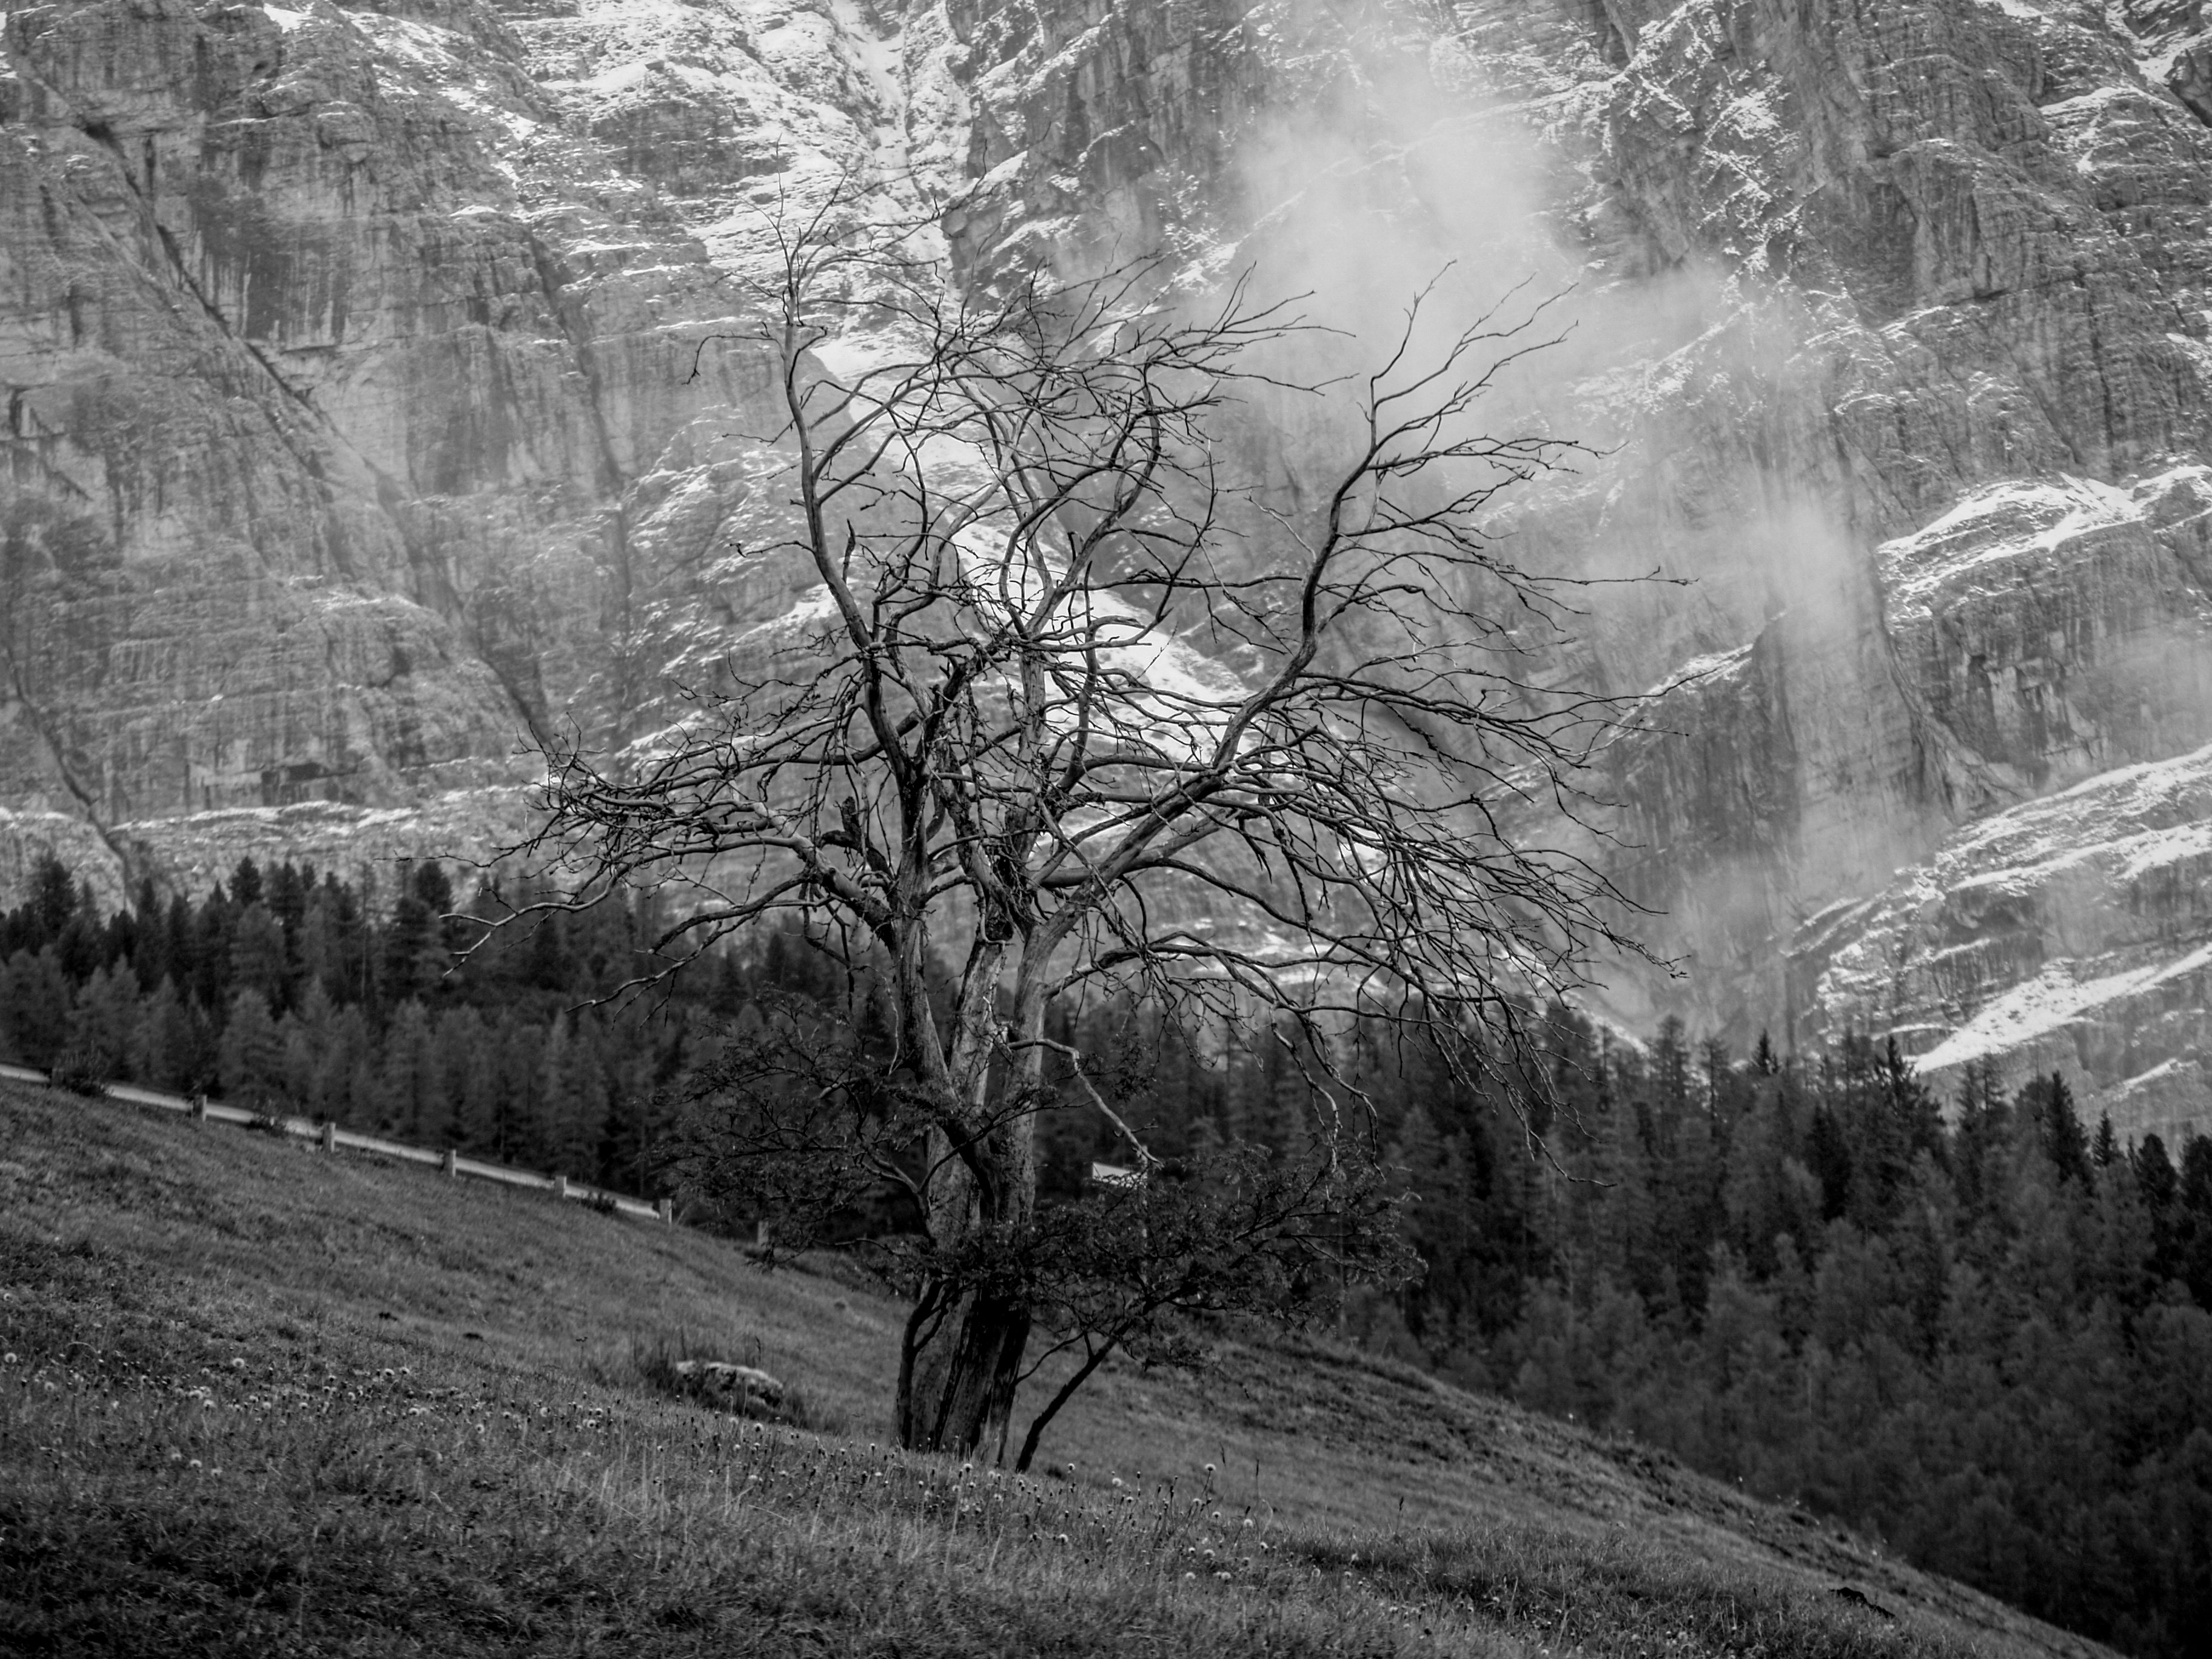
[0,1084,2101,1658]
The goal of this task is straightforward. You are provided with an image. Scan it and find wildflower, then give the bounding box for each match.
[1204,1462,1216,1475]
[1110,1476,1123,1489]
[2,1353,14,1366]
[228,1357,246,1370]
[188,1458,203,1470]
[1214,1570,1232,1582]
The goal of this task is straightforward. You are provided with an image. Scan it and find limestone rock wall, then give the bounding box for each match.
[1,0,823,891]
[6,0,2212,1119]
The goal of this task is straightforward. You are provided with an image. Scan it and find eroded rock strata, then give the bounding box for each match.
[7,0,2212,1130]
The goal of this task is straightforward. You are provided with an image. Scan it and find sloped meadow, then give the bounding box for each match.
[1,1082,2096,1658]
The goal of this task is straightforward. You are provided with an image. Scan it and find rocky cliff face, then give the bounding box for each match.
[0,0,839,869]
[7,0,2212,1131]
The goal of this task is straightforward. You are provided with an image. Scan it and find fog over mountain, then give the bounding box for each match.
[7,0,2212,1140]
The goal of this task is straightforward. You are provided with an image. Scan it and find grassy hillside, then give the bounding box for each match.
[1,1080,2113,1658]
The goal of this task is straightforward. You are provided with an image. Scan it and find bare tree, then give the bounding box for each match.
[506,184,1637,1461]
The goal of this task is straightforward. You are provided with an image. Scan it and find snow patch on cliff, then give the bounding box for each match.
[1650,643,1754,697]
[521,0,881,199]
[1877,474,2139,620]
[1914,945,2212,1071]
[1805,740,2212,1131]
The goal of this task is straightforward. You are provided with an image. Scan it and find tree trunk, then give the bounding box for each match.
[898,1282,1032,1458]
[892,939,1050,1460]
[1013,1336,1116,1473]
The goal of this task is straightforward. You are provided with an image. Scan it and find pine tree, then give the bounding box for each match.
[1651,1016,1693,1145]
[25,852,77,948]
[269,862,309,956]
[0,948,72,1068]
[191,883,235,1013]
[66,964,141,1080]
[161,896,195,1003]
[431,1006,486,1147]
[216,988,286,1109]
[1806,1099,1853,1222]
[2177,1134,2212,1307]
[130,977,193,1092]
[2031,1072,2091,1185]
[1952,1057,2011,1215]
[2136,1130,2179,1244]
[321,1005,377,1128]
[538,1014,608,1181]
[297,884,344,1004]
[379,1000,438,1139]
[54,881,102,982]
[230,902,291,1012]
[283,979,338,1118]
[381,890,437,1007]
[129,878,170,990]
[1881,1034,1946,1168]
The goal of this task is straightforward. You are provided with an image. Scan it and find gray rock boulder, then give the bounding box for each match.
[670,1358,785,1416]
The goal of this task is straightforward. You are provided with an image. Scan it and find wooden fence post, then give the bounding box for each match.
[440,1148,457,1179]
[657,1198,674,1224]
[555,1174,569,1200]
[320,1120,336,1153]
[189,1094,207,1122]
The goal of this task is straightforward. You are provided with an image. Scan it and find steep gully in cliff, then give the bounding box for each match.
[522,232,635,745]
